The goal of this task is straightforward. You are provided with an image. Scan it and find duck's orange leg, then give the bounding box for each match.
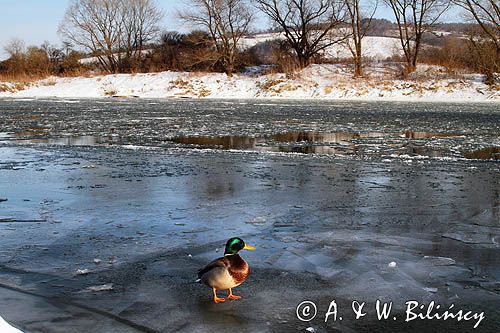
[213,288,225,303]
[228,288,241,300]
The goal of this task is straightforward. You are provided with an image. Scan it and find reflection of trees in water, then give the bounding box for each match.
[173,135,257,150]
[171,131,394,155]
[464,147,500,160]
[186,158,251,202]
[272,131,387,144]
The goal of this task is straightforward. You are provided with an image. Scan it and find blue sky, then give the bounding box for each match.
[0,0,459,60]
[0,0,187,59]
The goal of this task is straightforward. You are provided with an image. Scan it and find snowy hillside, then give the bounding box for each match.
[324,36,403,59]
[239,32,403,60]
[78,33,403,65]
[1,64,498,102]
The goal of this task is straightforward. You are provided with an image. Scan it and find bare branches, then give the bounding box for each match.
[122,0,164,62]
[180,0,253,76]
[454,0,499,50]
[4,39,26,59]
[254,0,347,69]
[59,0,163,73]
[453,0,499,81]
[383,0,450,73]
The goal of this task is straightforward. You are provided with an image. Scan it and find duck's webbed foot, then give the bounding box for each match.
[228,288,241,300]
[213,288,226,303]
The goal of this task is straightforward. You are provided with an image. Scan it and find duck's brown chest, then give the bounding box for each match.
[228,255,250,285]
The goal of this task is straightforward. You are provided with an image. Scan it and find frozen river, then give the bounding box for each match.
[0,99,499,332]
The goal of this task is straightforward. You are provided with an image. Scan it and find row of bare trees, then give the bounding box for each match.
[179,0,498,78]
[4,0,497,80]
[179,0,373,76]
[178,0,457,77]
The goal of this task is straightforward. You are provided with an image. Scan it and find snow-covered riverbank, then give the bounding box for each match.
[1,64,498,102]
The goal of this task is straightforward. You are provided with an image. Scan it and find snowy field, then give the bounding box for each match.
[1,64,498,102]
[3,32,497,103]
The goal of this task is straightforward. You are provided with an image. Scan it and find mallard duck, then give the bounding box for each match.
[197,237,255,303]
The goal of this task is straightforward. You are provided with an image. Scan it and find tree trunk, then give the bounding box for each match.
[406,62,416,74]
[354,57,362,77]
[354,41,362,77]
[297,54,309,69]
[404,51,416,74]
[225,65,234,77]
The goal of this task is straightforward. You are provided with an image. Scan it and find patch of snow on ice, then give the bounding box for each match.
[0,316,23,333]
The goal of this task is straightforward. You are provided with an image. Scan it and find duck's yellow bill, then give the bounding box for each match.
[244,244,256,250]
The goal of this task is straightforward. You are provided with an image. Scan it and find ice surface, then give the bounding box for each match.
[0,100,498,332]
[0,99,498,162]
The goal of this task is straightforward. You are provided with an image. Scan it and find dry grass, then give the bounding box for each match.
[104,88,118,96]
[260,79,285,91]
[170,78,192,89]
[0,73,48,83]
[42,78,57,86]
[0,83,12,92]
[169,75,213,97]
[0,72,63,92]
[198,88,212,97]
[0,82,30,93]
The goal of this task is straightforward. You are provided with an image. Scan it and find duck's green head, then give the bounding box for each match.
[224,237,256,255]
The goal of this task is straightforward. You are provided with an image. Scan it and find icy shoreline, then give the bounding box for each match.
[1,64,498,102]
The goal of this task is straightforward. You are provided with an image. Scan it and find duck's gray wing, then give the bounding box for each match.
[197,257,228,279]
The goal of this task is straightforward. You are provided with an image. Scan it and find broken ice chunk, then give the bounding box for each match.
[85,284,114,292]
[75,269,91,276]
[245,216,267,224]
[422,256,456,266]
[423,287,438,293]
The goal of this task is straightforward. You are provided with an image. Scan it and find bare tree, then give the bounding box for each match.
[41,41,65,73]
[453,0,499,79]
[383,0,450,74]
[254,0,347,69]
[180,0,253,76]
[59,0,122,73]
[59,0,163,73]
[3,39,26,75]
[122,0,164,67]
[3,38,26,59]
[343,0,378,77]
